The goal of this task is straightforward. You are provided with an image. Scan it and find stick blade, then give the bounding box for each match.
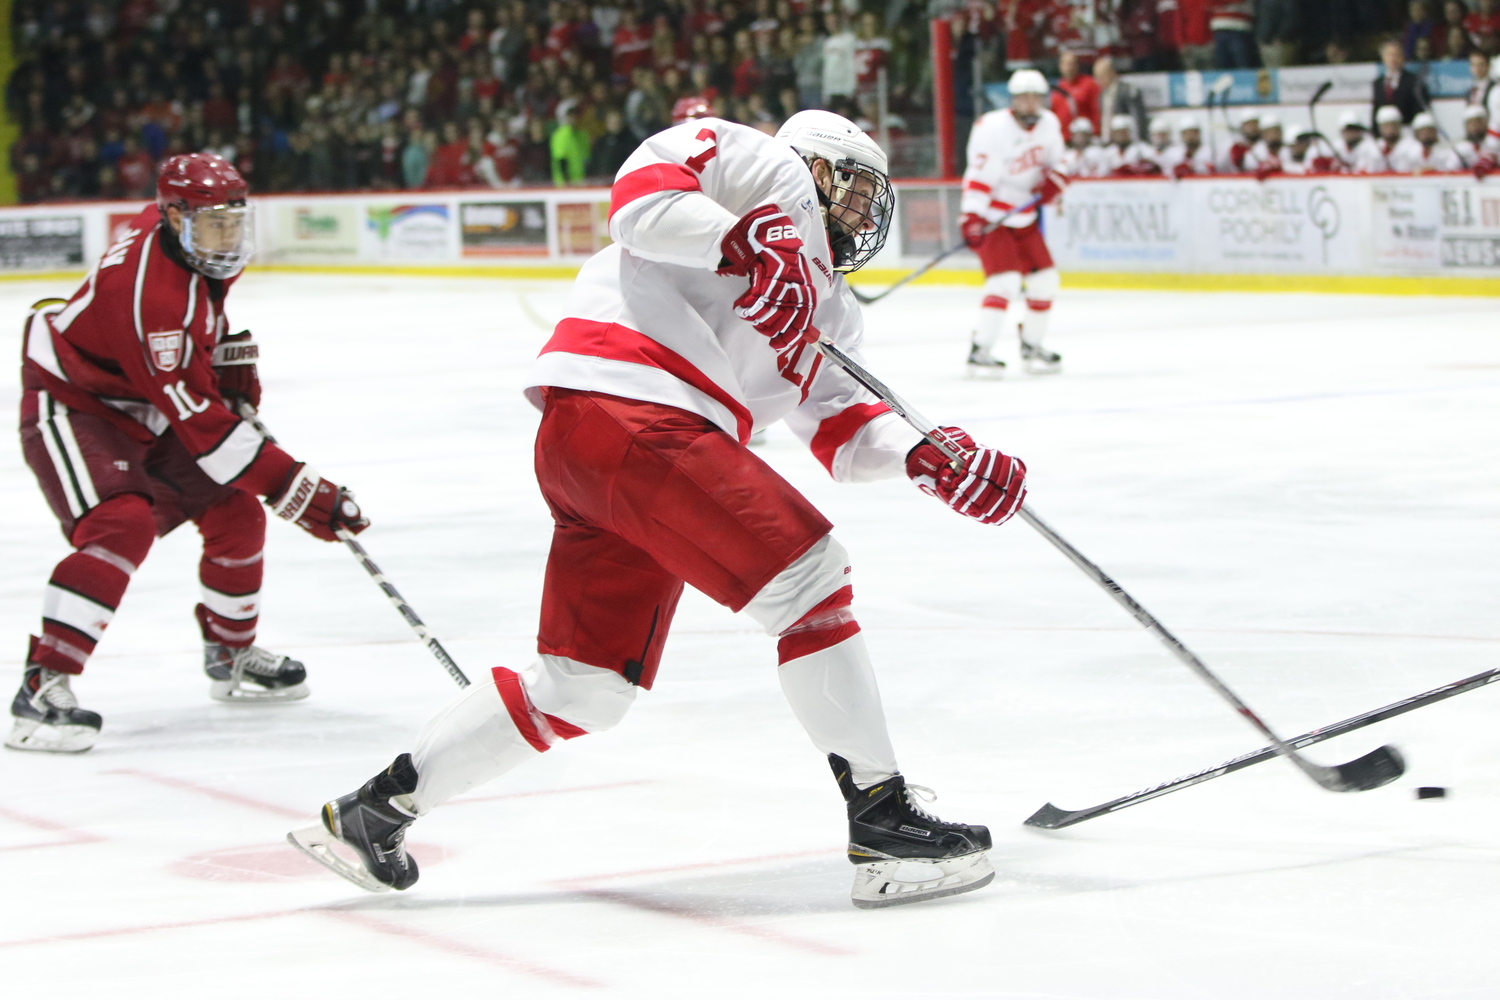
[1023,802,1090,830]
[1333,744,1405,791]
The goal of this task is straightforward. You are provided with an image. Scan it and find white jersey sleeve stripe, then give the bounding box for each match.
[195,419,267,485]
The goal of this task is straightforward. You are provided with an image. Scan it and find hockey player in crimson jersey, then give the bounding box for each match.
[10,153,369,753]
[960,68,1067,377]
[292,111,1028,909]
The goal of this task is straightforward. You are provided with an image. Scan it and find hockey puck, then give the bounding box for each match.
[1415,786,1447,799]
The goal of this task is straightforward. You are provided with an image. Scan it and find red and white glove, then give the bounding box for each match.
[212,329,261,410]
[1036,168,1068,205]
[719,203,818,349]
[267,463,370,542]
[1254,159,1281,181]
[1474,155,1495,180]
[905,426,1028,526]
[960,212,988,248]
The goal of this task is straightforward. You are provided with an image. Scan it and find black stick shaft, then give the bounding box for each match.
[236,402,470,689]
[812,339,1393,792]
[854,197,1042,306]
[1027,666,1500,828]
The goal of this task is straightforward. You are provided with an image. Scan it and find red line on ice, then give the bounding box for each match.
[0,805,104,852]
[105,768,306,819]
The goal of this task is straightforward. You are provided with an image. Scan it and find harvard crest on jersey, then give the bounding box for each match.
[148,330,184,370]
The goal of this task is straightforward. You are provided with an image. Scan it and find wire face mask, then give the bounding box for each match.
[821,156,893,273]
[180,202,255,279]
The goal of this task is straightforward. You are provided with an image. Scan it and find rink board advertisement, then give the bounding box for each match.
[0,179,1494,281]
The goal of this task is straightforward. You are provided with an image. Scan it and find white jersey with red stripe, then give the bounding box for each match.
[525,118,922,483]
[960,108,1065,228]
[1389,137,1464,173]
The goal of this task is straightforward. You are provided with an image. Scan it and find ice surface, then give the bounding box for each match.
[2,274,1498,998]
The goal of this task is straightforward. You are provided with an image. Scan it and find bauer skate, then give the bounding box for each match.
[289,753,420,892]
[831,754,994,909]
[965,341,1007,380]
[6,653,102,753]
[1019,335,1061,375]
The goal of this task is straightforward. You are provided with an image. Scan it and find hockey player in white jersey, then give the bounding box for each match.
[1100,115,1160,176]
[1391,112,1464,173]
[1146,116,1174,173]
[960,68,1067,376]
[1060,117,1105,177]
[1242,114,1284,176]
[1162,115,1215,177]
[1355,106,1404,173]
[1455,105,1494,170]
[1333,112,1372,170]
[290,111,1028,910]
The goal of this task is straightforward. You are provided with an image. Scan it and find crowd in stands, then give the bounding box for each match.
[1056,43,1499,179]
[7,0,923,202]
[8,1,1500,203]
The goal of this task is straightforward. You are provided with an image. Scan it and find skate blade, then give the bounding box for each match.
[287,823,392,893]
[210,680,311,703]
[850,852,995,909]
[4,717,98,753]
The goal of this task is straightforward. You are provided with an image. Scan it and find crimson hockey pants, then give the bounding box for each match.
[20,390,267,674]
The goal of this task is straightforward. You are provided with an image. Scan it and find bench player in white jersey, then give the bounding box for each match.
[1162,115,1215,177]
[1455,105,1495,171]
[290,111,1029,909]
[1060,117,1105,178]
[960,69,1067,377]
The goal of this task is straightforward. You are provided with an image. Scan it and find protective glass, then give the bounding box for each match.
[825,157,893,273]
[181,203,255,279]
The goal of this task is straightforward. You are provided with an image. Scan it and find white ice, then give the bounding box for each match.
[2,274,1498,999]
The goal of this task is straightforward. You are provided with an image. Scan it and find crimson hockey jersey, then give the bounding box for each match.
[526,119,921,483]
[22,206,295,497]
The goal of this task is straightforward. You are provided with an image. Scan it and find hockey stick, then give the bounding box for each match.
[1308,79,1333,146]
[1206,75,1234,168]
[850,197,1042,307]
[1026,666,1500,829]
[812,339,1405,795]
[235,402,472,689]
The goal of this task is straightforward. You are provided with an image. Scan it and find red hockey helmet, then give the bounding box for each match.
[672,96,712,125]
[155,153,254,279]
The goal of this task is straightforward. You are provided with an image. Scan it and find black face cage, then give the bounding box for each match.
[826,156,893,273]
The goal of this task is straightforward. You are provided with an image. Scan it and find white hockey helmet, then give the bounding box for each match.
[1375,105,1403,125]
[1288,121,1316,140]
[1464,104,1488,121]
[1069,117,1095,134]
[776,109,893,273]
[1338,110,1366,130]
[1149,116,1171,135]
[1412,111,1436,130]
[1259,112,1282,131]
[1109,114,1134,136]
[1008,69,1049,96]
[1178,114,1201,132]
[1239,109,1261,125]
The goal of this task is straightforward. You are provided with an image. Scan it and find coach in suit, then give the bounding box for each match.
[1372,38,1432,127]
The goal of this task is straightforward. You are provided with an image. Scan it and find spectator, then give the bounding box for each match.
[116,135,155,198]
[1257,0,1300,67]
[793,19,824,112]
[1373,39,1431,126]
[588,107,634,178]
[427,121,468,187]
[1052,50,1101,136]
[1467,0,1500,54]
[1179,0,1216,69]
[853,12,891,95]
[821,12,856,105]
[625,66,668,140]
[730,30,761,100]
[1207,0,1258,68]
[479,118,521,187]
[1095,57,1149,142]
[550,104,591,185]
[612,7,652,81]
[1403,0,1443,58]
[402,129,432,189]
[1325,38,1353,63]
[518,116,552,183]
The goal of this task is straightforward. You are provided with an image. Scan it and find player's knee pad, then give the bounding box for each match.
[1024,267,1060,303]
[520,654,638,737]
[196,489,266,560]
[776,584,860,665]
[983,271,1023,305]
[71,494,155,570]
[743,535,852,637]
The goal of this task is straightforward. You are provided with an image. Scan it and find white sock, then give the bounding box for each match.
[402,678,542,814]
[778,632,898,788]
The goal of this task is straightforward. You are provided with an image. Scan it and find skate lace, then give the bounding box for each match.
[903,784,940,822]
[234,645,287,677]
[34,670,79,711]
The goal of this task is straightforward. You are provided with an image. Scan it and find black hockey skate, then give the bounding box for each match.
[288,753,420,893]
[6,651,102,753]
[831,754,994,908]
[966,342,1007,379]
[1019,337,1062,375]
[200,605,309,702]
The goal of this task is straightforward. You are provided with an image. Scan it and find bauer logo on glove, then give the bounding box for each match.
[905,426,1028,527]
